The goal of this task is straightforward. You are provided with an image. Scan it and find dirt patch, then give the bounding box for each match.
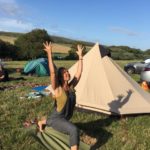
[80,133,97,145]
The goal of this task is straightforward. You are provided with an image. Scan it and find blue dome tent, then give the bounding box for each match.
[23,58,50,76]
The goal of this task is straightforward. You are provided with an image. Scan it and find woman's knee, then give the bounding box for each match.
[70,125,79,136]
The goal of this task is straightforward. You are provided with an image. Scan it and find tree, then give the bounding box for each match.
[66,42,87,60]
[144,49,150,55]
[0,40,17,59]
[15,29,51,60]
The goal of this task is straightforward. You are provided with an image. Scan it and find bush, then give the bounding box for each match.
[65,43,87,60]
[15,29,51,60]
[0,40,18,59]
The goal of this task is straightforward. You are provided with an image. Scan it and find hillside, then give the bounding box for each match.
[0,31,94,46]
[0,31,93,54]
[0,31,150,60]
[0,31,23,37]
[0,35,17,44]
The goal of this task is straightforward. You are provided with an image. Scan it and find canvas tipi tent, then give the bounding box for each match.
[68,43,150,115]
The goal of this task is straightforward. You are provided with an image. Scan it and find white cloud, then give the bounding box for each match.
[109,26,139,36]
[0,0,21,16]
[0,18,34,32]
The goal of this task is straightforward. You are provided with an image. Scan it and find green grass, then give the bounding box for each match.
[0,60,150,150]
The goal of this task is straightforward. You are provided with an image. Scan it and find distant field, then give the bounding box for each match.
[0,35,17,44]
[0,35,91,54]
[0,33,93,56]
[0,35,92,54]
[52,43,71,53]
[0,35,71,54]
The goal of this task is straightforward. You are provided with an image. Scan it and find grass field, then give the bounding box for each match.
[52,43,71,53]
[0,60,150,150]
[0,35,17,44]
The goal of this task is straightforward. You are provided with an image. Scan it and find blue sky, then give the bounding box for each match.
[0,0,150,50]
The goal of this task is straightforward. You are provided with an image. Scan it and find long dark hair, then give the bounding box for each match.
[57,67,66,86]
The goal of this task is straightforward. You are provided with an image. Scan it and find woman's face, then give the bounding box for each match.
[61,69,70,81]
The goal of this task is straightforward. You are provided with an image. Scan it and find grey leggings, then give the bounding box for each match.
[48,118,79,147]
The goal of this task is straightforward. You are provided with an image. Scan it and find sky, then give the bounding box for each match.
[0,0,150,50]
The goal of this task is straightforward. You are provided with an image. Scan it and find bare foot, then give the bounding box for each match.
[38,121,44,132]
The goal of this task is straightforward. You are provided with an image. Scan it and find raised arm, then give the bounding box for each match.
[69,44,83,87]
[43,41,57,90]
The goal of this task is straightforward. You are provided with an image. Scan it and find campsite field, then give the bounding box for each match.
[0,60,150,150]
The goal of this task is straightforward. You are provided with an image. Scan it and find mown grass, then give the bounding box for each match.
[0,60,150,150]
[0,35,17,44]
[52,43,71,53]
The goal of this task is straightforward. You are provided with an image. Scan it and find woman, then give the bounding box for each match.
[39,41,84,150]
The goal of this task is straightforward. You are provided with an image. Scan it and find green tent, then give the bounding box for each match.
[23,58,50,76]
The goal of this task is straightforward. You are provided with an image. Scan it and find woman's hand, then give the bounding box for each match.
[76,44,84,58]
[43,41,52,53]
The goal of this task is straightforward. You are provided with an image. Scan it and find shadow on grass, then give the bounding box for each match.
[0,139,3,150]
[0,77,26,84]
[76,116,119,150]
[75,90,133,149]
[6,68,18,74]
[9,77,26,81]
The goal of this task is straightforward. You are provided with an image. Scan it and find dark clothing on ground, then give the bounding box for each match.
[0,70,9,82]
